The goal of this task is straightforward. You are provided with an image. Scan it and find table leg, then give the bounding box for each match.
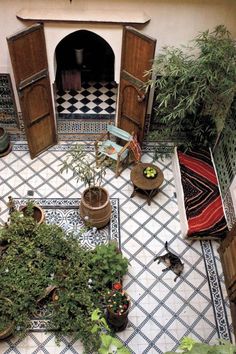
[130,186,159,205]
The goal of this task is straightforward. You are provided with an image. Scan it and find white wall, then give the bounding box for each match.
[1,0,236,112]
[44,23,122,85]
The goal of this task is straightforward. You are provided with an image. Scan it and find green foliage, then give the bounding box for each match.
[88,242,129,293]
[91,309,131,354]
[60,144,108,190]
[0,212,129,353]
[22,200,35,217]
[165,337,236,354]
[0,298,14,332]
[147,25,236,149]
[104,289,129,314]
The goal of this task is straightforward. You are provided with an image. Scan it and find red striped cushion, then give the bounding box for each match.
[129,135,142,162]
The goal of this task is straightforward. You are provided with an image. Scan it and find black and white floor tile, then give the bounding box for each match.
[0,142,233,354]
[56,81,117,116]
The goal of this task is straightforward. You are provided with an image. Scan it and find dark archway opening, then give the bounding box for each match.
[55,30,115,89]
[54,30,117,140]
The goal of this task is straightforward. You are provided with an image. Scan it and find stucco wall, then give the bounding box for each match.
[0,0,236,110]
[44,23,122,84]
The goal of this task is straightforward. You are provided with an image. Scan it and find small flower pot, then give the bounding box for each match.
[106,305,130,332]
[105,291,131,332]
[20,204,45,224]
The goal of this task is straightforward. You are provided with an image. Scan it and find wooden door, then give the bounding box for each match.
[7,24,57,158]
[117,27,156,144]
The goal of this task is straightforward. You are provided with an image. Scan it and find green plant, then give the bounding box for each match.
[0,297,14,333]
[105,289,130,315]
[88,242,129,293]
[0,211,129,353]
[91,308,131,354]
[146,25,236,149]
[60,144,109,202]
[165,337,236,354]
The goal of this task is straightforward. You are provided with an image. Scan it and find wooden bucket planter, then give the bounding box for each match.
[80,187,112,228]
[0,127,11,157]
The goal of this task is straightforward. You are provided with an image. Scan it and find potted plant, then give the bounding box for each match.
[0,210,129,353]
[60,144,112,228]
[91,308,131,354]
[164,336,236,354]
[88,242,129,295]
[104,284,131,332]
[7,196,45,224]
[146,25,236,151]
[20,199,45,224]
[0,127,11,156]
[0,297,14,340]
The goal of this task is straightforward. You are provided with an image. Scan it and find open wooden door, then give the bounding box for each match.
[7,24,57,158]
[117,27,156,144]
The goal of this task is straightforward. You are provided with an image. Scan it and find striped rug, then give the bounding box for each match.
[178,148,228,239]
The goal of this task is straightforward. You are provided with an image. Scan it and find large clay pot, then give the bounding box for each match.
[0,127,11,157]
[80,187,112,228]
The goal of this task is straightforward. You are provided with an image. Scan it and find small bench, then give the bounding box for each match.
[172,147,228,241]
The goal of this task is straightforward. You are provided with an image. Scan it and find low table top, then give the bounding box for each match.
[130,163,164,190]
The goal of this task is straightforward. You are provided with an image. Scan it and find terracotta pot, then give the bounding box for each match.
[20,204,45,224]
[80,187,112,228]
[0,127,11,157]
[0,298,14,340]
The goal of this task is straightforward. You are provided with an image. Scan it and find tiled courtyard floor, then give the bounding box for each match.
[0,141,233,354]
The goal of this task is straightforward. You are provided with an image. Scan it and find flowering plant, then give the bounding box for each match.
[112,282,122,291]
[105,287,130,315]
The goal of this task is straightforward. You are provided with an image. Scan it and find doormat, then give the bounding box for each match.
[14,197,120,331]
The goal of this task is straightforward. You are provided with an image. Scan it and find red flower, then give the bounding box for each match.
[112,282,122,291]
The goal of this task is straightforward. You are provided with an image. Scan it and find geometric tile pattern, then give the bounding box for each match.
[56,81,117,116]
[57,119,114,135]
[223,189,236,229]
[0,142,233,354]
[0,74,18,127]
[213,126,236,197]
[13,198,120,250]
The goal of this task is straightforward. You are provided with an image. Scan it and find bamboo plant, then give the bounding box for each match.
[146,25,236,150]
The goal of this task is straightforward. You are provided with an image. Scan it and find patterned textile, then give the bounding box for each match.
[178,148,228,239]
[129,134,142,162]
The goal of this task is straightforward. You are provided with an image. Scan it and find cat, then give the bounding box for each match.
[154,241,184,281]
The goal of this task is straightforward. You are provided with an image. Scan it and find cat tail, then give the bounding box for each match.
[165,241,169,252]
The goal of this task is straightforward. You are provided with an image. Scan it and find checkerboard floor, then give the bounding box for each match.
[0,142,233,354]
[56,81,117,116]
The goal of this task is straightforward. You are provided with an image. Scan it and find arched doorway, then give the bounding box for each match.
[55,30,117,134]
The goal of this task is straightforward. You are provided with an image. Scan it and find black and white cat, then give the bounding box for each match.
[154,241,184,281]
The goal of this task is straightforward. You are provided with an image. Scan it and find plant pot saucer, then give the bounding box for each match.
[0,143,12,158]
